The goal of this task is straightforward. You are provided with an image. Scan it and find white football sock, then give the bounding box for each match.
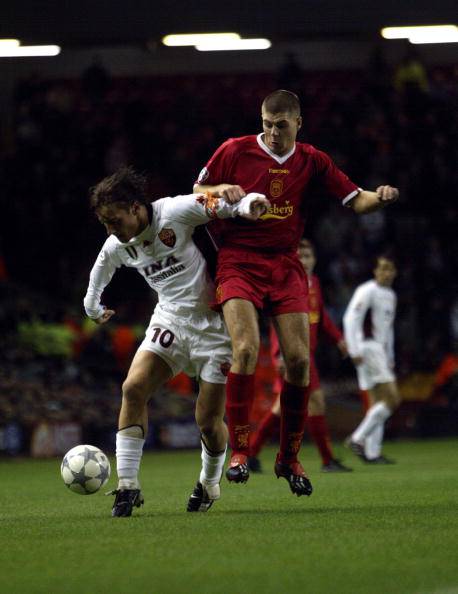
[364,423,384,460]
[116,426,145,489]
[199,439,227,486]
[352,401,391,445]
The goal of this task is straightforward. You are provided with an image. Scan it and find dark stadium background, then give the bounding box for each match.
[0,0,457,456]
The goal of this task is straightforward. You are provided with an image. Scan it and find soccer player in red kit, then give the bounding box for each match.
[249,239,353,473]
[194,89,399,496]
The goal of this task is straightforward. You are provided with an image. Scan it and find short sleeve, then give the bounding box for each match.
[314,149,361,205]
[196,139,238,186]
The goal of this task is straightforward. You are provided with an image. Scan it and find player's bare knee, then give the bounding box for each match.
[232,342,259,372]
[285,353,309,384]
[387,393,401,410]
[122,378,148,408]
[196,413,221,438]
[308,391,324,416]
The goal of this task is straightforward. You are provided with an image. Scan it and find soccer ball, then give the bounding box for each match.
[61,444,111,495]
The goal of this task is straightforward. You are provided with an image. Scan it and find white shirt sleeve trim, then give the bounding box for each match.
[342,188,363,206]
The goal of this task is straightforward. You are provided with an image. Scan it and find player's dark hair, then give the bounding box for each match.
[262,89,301,116]
[299,238,315,252]
[89,166,148,211]
[374,252,397,268]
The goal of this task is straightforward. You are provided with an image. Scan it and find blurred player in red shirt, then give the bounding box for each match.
[249,240,353,472]
[194,89,399,496]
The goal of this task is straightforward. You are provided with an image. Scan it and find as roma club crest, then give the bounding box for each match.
[270,178,284,198]
[220,361,231,377]
[158,228,176,248]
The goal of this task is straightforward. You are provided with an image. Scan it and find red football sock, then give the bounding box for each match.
[307,415,333,465]
[359,390,370,414]
[225,371,255,456]
[278,381,310,464]
[250,410,280,457]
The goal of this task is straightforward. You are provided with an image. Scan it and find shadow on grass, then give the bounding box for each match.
[14,501,454,524]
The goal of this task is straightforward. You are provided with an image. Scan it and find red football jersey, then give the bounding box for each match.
[197,134,360,252]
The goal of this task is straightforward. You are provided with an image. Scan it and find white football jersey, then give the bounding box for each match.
[84,193,261,319]
[343,279,397,365]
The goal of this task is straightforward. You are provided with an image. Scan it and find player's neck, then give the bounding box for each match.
[137,206,150,233]
[375,280,391,288]
[259,133,295,157]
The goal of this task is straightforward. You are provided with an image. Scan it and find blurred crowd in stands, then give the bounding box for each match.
[1,45,457,450]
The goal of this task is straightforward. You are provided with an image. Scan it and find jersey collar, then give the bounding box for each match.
[257,133,296,164]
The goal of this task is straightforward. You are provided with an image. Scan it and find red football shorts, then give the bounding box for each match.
[215,247,309,316]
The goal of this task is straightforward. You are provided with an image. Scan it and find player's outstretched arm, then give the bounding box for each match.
[350,186,399,214]
[165,192,269,227]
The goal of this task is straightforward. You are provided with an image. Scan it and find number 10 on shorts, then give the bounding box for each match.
[151,327,175,348]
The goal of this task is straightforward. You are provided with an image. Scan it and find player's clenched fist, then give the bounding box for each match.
[95,309,115,324]
[376,185,399,205]
[237,193,270,221]
[248,196,270,220]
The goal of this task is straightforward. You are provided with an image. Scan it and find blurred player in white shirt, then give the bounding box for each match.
[84,167,268,516]
[343,255,400,463]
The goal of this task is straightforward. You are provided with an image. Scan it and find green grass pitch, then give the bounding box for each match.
[1,439,458,594]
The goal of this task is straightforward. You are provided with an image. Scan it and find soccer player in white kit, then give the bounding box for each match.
[83,167,269,516]
[343,255,400,463]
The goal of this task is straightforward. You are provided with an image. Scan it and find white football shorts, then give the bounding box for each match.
[356,340,396,390]
[138,306,232,384]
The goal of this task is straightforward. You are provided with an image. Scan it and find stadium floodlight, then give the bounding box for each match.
[0,39,20,48]
[381,25,458,43]
[195,38,272,51]
[409,27,458,44]
[162,33,240,47]
[0,44,61,57]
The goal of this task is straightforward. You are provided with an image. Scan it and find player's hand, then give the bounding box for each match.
[247,196,270,220]
[351,356,363,366]
[94,309,115,324]
[237,193,270,220]
[376,185,399,205]
[337,340,349,358]
[217,185,246,204]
